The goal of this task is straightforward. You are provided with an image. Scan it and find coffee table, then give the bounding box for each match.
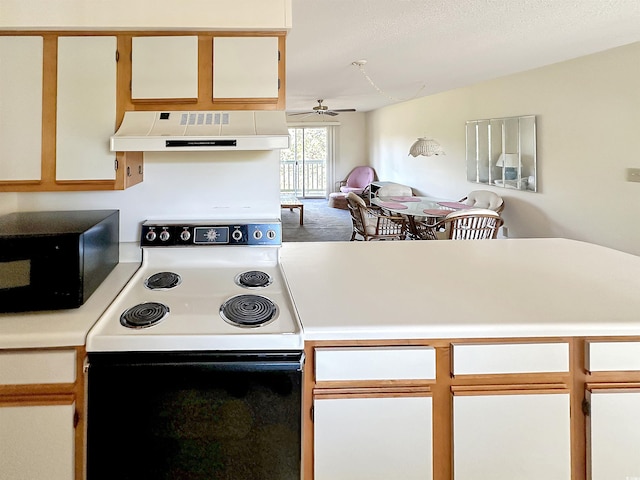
[280,194,304,225]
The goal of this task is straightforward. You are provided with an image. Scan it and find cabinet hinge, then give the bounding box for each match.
[310,405,314,422]
[278,78,281,91]
[114,159,119,171]
[582,398,591,416]
[73,409,80,428]
[278,50,281,62]
[115,49,120,62]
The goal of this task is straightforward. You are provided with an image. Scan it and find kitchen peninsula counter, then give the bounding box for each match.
[0,261,140,349]
[280,238,640,340]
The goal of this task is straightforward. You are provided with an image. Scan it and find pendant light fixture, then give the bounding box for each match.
[408,138,445,157]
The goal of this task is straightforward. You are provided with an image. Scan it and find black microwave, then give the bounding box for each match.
[0,210,119,313]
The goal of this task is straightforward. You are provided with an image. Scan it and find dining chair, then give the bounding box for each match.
[459,190,504,214]
[346,192,407,241]
[431,208,504,240]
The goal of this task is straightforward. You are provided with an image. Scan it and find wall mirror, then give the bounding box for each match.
[466,115,537,192]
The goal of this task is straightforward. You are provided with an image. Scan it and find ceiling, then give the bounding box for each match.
[285,0,640,114]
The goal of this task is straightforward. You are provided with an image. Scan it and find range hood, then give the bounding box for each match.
[110,111,290,152]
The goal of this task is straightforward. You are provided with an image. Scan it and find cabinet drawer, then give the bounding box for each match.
[0,350,76,385]
[452,343,569,375]
[586,341,640,372]
[315,347,435,382]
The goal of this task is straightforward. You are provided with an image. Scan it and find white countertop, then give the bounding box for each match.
[0,261,140,350]
[5,238,640,349]
[280,238,640,341]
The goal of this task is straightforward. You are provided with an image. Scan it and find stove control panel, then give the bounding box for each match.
[141,221,281,246]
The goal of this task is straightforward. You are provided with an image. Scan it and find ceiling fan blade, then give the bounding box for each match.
[324,111,339,116]
[288,111,314,116]
[331,109,356,112]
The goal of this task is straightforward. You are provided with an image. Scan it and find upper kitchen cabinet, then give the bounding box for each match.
[122,32,285,111]
[0,36,43,183]
[213,36,280,103]
[131,36,199,101]
[0,33,142,192]
[56,36,117,181]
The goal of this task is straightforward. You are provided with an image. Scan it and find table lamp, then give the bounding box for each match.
[496,153,520,180]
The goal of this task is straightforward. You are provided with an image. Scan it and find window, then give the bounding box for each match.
[280,126,335,198]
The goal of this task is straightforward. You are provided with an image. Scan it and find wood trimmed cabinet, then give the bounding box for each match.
[585,340,640,480]
[0,347,86,480]
[0,30,286,192]
[311,346,435,480]
[304,337,640,480]
[451,342,572,479]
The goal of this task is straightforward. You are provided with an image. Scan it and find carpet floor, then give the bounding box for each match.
[281,198,353,242]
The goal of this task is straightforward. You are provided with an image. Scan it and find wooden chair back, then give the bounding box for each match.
[346,192,407,241]
[441,208,504,240]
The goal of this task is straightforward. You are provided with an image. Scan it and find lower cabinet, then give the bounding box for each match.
[0,348,83,480]
[0,403,76,480]
[586,340,640,480]
[314,395,432,480]
[589,390,640,480]
[306,340,578,480]
[308,345,436,480]
[453,393,571,479]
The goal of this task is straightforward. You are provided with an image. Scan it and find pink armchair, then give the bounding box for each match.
[338,166,375,195]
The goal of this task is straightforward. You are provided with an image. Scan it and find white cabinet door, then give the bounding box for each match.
[213,37,279,98]
[0,36,43,181]
[314,396,432,480]
[590,391,640,480]
[131,36,198,100]
[56,36,116,181]
[0,403,75,480]
[454,393,571,480]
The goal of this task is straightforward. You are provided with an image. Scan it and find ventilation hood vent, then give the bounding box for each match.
[110,111,290,152]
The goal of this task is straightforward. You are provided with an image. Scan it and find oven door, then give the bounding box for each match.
[87,351,303,480]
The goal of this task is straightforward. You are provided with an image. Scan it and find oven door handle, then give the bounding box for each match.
[178,357,304,373]
[88,352,304,373]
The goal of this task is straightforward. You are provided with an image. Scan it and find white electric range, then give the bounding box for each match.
[86,219,302,353]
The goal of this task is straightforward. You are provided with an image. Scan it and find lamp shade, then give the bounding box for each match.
[496,153,520,167]
[408,137,445,157]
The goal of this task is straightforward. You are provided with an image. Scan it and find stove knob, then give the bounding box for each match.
[232,229,243,241]
[159,230,170,242]
[145,230,157,242]
[253,230,263,240]
[266,229,277,240]
[180,229,191,242]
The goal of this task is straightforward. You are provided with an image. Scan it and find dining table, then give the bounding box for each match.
[370,195,473,239]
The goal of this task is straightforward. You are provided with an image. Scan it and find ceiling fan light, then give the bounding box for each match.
[408,138,445,157]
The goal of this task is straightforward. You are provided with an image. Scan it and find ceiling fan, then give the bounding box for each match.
[289,99,356,117]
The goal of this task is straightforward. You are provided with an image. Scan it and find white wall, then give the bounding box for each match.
[16,150,282,242]
[367,41,640,256]
[0,193,17,215]
[333,113,368,186]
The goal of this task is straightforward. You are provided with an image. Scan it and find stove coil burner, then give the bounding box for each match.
[220,294,278,328]
[144,272,182,290]
[235,270,273,289]
[120,302,169,329]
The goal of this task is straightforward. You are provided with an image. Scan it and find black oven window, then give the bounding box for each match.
[87,355,302,480]
[0,259,30,290]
